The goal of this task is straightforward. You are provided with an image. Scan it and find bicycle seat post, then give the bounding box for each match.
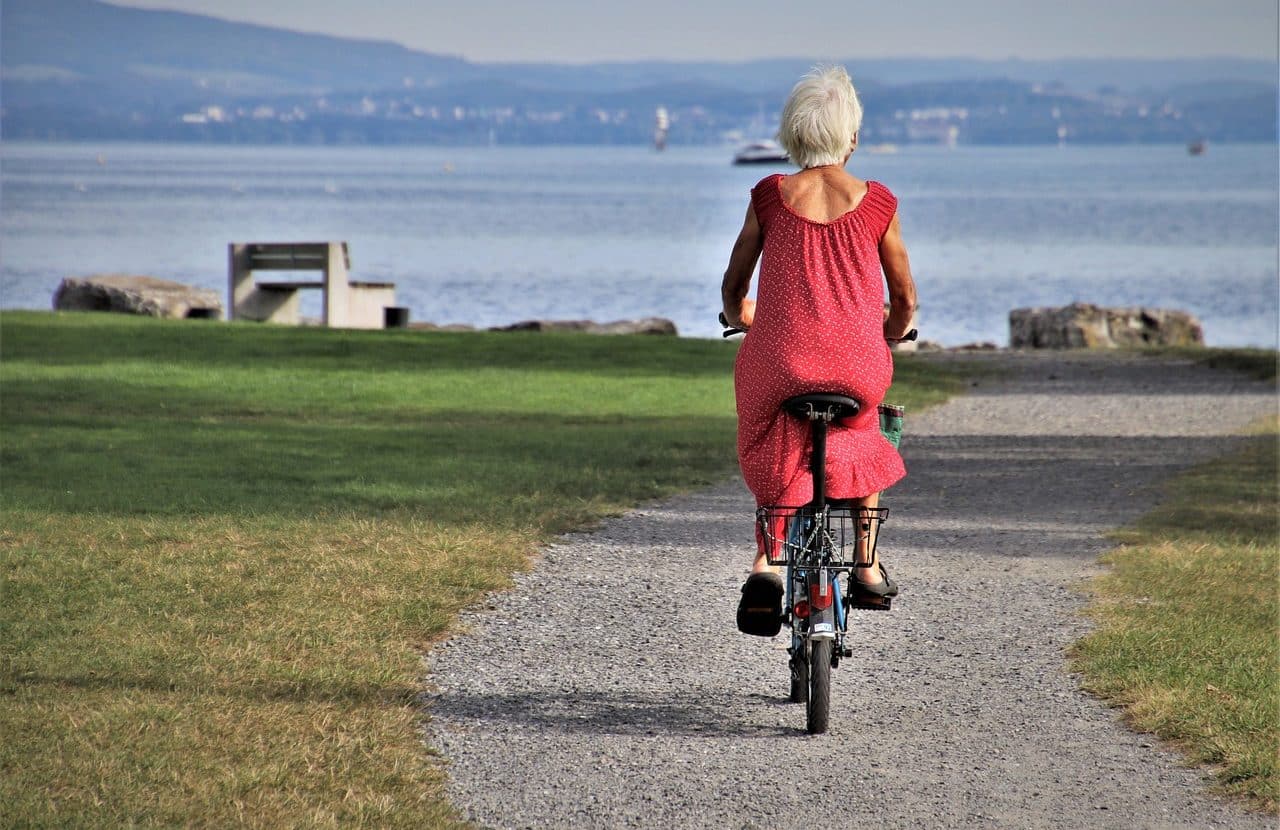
[809,406,831,510]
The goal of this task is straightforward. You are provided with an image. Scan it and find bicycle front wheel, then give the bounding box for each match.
[806,639,831,734]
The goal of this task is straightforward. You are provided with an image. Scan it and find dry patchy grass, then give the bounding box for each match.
[1072,420,1279,812]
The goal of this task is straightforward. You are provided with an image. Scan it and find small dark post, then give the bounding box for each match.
[384,306,409,328]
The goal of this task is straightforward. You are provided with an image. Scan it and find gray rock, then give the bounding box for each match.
[1009,303,1203,349]
[53,275,222,320]
[490,317,678,336]
[489,319,596,333]
[591,317,679,336]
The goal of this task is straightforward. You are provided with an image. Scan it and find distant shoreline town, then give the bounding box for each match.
[9,76,1276,148]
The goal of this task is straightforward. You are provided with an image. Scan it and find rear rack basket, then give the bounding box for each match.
[756,505,888,567]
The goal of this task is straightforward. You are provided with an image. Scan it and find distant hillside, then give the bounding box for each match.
[2,0,1275,145]
[1,0,474,101]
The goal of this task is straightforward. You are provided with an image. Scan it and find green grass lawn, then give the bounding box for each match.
[1071,415,1280,812]
[0,311,960,828]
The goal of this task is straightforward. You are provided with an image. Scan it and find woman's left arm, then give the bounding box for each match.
[880,212,918,340]
[721,203,763,329]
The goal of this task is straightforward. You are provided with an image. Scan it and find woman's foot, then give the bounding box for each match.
[848,562,898,610]
[854,561,885,587]
[737,572,784,636]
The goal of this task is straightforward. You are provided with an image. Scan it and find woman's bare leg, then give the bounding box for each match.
[752,495,885,580]
[852,491,884,585]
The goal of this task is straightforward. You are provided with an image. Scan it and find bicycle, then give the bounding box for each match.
[721,313,914,734]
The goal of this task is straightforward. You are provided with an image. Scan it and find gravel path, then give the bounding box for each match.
[423,352,1276,829]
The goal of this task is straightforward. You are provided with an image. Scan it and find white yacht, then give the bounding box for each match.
[732,140,790,165]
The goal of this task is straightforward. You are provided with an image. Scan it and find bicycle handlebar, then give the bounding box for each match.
[718,312,918,343]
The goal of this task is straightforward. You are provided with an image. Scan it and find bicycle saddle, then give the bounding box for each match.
[782,393,861,422]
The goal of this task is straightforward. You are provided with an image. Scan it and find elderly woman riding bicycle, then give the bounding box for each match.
[722,65,918,634]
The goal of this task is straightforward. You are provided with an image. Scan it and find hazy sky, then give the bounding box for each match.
[113,0,1278,63]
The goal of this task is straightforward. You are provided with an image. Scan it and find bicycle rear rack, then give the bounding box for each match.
[757,505,888,568]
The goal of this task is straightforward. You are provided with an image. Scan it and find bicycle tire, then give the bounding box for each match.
[806,639,831,734]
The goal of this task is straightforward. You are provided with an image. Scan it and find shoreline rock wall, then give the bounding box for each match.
[54,275,222,320]
[1010,303,1203,349]
[411,318,680,336]
[490,317,678,336]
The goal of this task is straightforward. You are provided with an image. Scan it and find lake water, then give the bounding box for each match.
[2,142,1276,346]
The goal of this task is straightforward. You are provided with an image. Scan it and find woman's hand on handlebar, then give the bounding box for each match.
[723,298,755,332]
[885,328,918,344]
[719,312,745,337]
[884,314,916,342]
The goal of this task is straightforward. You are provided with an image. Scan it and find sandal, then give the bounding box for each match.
[737,572,784,636]
[847,563,898,611]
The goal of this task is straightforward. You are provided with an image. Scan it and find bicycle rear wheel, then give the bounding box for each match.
[806,639,831,734]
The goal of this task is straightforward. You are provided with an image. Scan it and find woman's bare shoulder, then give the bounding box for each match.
[778,169,869,220]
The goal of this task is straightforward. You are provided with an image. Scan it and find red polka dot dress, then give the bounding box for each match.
[734,173,906,508]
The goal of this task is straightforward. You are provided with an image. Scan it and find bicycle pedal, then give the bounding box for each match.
[846,597,892,612]
[841,647,853,658]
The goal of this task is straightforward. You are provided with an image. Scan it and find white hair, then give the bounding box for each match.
[776,65,863,169]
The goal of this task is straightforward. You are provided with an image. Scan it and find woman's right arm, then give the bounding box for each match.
[879,212,917,340]
[721,203,763,330]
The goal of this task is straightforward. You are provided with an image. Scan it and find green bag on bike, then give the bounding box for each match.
[878,403,904,449]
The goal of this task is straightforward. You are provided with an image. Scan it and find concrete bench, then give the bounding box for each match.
[228,242,397,329]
